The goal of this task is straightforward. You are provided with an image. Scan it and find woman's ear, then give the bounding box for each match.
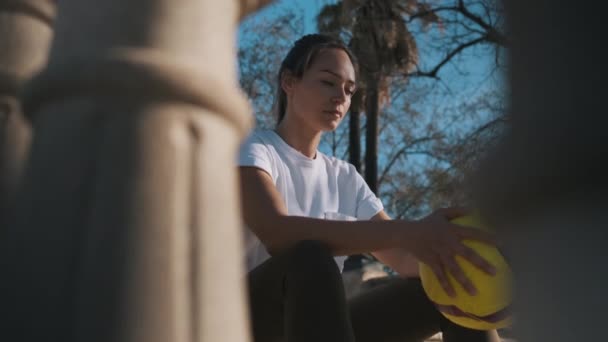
[280,70,296,95]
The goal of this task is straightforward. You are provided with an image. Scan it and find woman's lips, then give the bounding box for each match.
[324,110,342,118]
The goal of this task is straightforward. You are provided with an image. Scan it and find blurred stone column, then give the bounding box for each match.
[474,1,607,341]
[3,0,272,341]
[0,0,55,223]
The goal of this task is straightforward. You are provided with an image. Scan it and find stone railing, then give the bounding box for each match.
[1,1,272,341]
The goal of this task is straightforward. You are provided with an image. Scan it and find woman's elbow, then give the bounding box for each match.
[246,217,288,254]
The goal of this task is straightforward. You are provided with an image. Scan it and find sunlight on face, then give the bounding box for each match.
[287,48,356,133]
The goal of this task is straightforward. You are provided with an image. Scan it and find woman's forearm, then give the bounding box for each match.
[239,168,420,256]
[252,214,418,256]
[372,248,420,277]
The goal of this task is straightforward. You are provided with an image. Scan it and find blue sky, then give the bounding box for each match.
[238,0,505,155]
[241,0,336,34]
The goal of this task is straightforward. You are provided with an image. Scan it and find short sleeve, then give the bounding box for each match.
[237,131,274,178]
[353,169,384,220]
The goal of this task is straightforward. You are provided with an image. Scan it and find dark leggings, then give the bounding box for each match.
[247,240,496,342]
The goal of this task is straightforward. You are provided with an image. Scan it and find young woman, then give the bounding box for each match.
[238,33,501,342]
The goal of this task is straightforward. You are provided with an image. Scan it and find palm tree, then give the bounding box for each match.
[318,0,428,194]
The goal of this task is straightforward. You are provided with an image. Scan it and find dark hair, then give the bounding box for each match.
[275,34,358,124]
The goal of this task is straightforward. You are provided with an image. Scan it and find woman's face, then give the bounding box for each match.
[283,48,356,132]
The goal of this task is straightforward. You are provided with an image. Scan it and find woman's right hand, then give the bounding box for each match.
[405,207,498,297]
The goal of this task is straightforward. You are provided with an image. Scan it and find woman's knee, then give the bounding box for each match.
[284,240,338,275]
[282,240,345,301]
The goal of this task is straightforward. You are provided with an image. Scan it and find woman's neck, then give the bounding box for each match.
[275,116,321,159]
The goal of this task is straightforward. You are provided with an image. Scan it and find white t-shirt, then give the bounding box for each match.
[238,129,384,272]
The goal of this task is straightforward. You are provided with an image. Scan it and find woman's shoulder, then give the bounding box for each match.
[238,129,280,174]
[241,128,279,151]
[243,128,273,142]
[318,152,359,175]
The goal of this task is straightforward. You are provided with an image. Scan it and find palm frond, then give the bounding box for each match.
[349,1,419,76]
[317,3,349,36]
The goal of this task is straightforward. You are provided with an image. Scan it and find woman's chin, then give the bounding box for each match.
[322,124,339,132]
[320,119,342,132]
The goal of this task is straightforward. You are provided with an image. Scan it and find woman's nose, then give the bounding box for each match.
[332,90,347,104]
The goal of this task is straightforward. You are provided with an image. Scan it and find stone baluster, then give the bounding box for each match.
[2,0,273,341]
[0,0,55,222]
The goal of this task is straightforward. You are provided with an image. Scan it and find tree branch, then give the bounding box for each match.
[407,36,487,79]
[456,0,508,46]
[459,116,508,144]
[407,1,508,47]
[393,161,461,219]
[406,6,459,23]
[378,136,440,186]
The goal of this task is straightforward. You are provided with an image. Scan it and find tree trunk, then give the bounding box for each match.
[348,90,362,172]
[364,76,379,194]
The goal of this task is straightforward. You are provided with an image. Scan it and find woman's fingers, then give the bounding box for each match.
[435,246,495,297]
[453,225,497,246]
[440,254,478,296]
[428,261,456,297]
[455,244,497,275]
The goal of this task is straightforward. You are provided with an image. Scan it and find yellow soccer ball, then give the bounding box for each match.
[418,214,513,330]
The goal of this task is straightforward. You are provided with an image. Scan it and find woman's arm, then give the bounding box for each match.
[239,167,417,256]
[370,211,420,277]
[239,166,497,296]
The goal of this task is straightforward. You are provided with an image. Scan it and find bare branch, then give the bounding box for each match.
[406,5,459,23]
[456,0,508,46]
[407,36,487,79]
[393,161,462,219]
[407,1,508,47]
[461,116,508,142]
[378,136,441,186]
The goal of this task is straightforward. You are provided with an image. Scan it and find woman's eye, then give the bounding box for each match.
[321,80,334,86]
